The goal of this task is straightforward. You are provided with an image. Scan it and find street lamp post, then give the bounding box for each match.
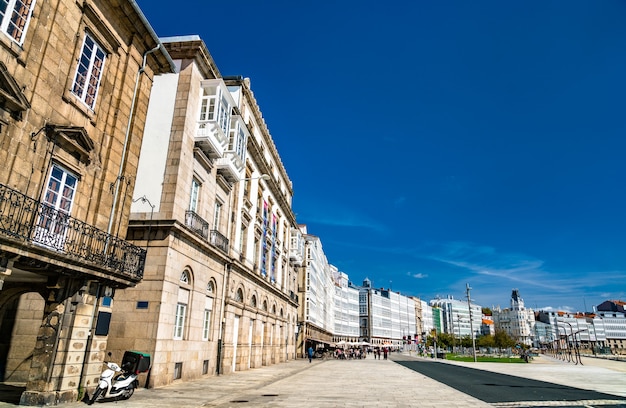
[456,314,462,354]
[466,283,477,362]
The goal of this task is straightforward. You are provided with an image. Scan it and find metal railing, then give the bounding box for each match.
[210,229,229,253]
[0,183,145,280]
[185,210,209,239]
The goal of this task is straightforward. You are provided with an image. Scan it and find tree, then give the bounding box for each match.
[476,334,495,348]
[481,307,492,316]
[494,330,516,349]
[437,332,455,349]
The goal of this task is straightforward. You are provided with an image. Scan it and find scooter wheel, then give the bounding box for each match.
[121,384,135,400]
[87,387,104,405]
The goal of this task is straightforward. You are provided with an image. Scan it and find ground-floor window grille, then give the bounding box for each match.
[174,362,183,380]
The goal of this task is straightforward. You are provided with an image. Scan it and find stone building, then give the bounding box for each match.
[108,35,299,388]
[0,0,173,404]
[492,289,535,346]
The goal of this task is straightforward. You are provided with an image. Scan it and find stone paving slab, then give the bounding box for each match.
[1,352,625,407]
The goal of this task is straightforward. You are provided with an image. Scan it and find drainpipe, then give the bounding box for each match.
[106,44,161,236]
[216,262,231,375]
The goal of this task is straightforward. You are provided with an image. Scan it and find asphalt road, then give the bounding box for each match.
[396,359,626,407]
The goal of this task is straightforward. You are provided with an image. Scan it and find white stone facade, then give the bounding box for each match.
[492,289,535,346]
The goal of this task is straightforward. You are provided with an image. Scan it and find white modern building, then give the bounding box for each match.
[421,299,435,338]
[296,226,335,353]
[596,311,625,354]
[359,279,417,347]
[332,268,360,343]
[430,296,482,339]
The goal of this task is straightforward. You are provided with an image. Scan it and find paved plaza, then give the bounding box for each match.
[1,353,625,408]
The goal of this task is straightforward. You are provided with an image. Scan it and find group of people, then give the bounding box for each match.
[307,346,391,362]
[371,347,390,360]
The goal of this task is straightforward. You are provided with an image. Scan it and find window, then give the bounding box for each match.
[35,164,78,249]
[174,303,187,340]
[180,270,190,284]
[235,288,244,303]
[228,117,247,160]
[72,33,106,110]
[198,83,231,135]
[202,296,213,341]
[175,279,190,340]
[0,0,36,45]
[173,362,182,380]
[213,201,222,231]
[189,178,200,212]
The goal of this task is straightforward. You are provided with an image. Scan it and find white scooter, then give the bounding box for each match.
[87,351,149,405]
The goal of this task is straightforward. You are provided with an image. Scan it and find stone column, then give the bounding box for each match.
[20,279,103,406]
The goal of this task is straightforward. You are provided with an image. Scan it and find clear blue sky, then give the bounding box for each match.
[138,1,626,312]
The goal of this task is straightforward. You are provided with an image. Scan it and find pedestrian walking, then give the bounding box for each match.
[383,347,388,360]
[307,346,314,363]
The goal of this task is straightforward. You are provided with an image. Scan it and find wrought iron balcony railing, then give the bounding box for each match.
[0,183,146,280]
[185,210,209,240]
[210,229,229,254]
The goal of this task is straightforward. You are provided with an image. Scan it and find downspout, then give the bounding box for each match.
[216,262,231,375]
[106,44,161,236]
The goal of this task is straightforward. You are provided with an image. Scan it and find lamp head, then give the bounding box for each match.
[240,174,270,182]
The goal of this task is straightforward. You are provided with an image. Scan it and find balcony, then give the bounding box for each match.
[195,121,228,159]
[185,210,209,239]
[210,229,229,254]
[0,183,146,281]
[215,152,245,182]
[289,249,304,266]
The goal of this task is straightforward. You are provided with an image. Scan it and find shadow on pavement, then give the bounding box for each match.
[0,383,24,405]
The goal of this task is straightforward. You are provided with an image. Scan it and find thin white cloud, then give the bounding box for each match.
[415,241,626,311]
[407,272,428,279]
[299,204,388,233]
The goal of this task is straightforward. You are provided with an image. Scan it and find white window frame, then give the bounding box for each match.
[202,298,212,341]
[36,164,78,249]
[71,33,106,110]
[174,302,187,340]
[0,0,36,45]
[189,178,200,212]
[198,81,232,136]
[213,201,222,231]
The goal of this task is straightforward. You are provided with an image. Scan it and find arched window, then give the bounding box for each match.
[203,280,216,341]
[175,270,192,340]
[250,295,257,308]
[262,300,268,311]
[271,304,276,314]
[180,270,190,284]
[235,288,244,303]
